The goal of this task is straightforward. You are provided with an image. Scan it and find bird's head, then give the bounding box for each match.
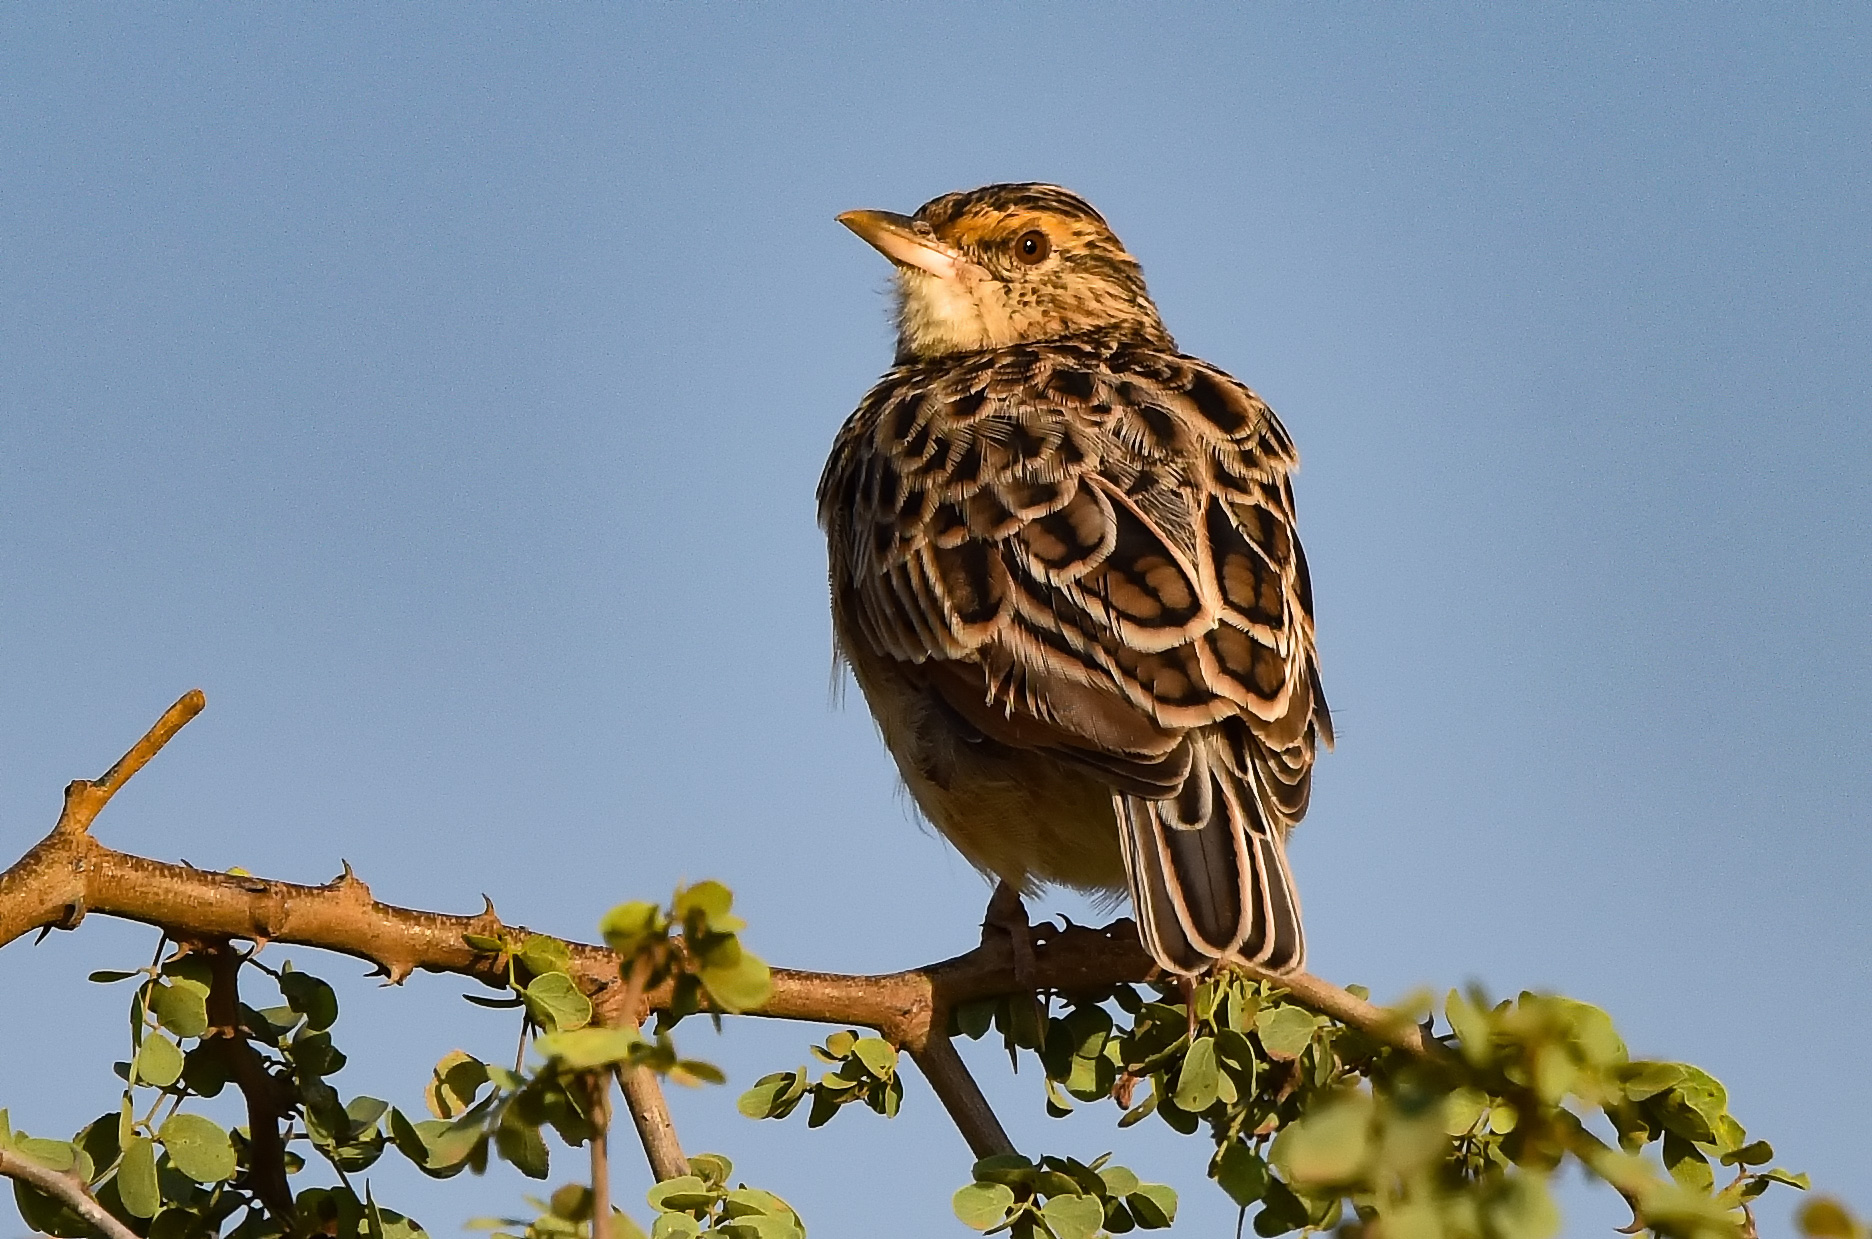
[839,183,1172,362]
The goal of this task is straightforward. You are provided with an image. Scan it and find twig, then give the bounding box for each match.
[587,1073,612,1239]
[203,941,296,1227]
[0,1144,141,1239]
[59,690,206,838]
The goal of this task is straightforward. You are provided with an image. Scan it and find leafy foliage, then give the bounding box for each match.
[736,1030,902,1127]
[1,882,783,1239]
[951,973,1807,1239]
[0,876,1829,1239]
[953,1153,1177,1239]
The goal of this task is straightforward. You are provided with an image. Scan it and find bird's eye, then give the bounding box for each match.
[1013,229,1051,265]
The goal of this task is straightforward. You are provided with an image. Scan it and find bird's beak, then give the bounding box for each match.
[837,209,965,280]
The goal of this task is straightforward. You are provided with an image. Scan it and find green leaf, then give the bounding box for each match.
[134,1032,186,1088]
[534,1027,642,1071]
[1441,1086,1489,1135]
[424,1051,489,1119]
[1254,1006,1316,1061]
[181,1043,231,1098]
[348,1095,391,1131]
[646,1174,716,1212]
[522,973,592,1034]
[850,1037,897,1081]
[1795,1196,1854,1236]
[1662,1132,1715,1193]
[159,1113,237,1183]
[517,936,573,979]
[1445,990,1494,1066]
[1621,1060,1686,1101]
[151,988,210,1040]
[1128,1184,1178,1229]
[1172,1036,1220,1112]
[954,999,995,1040]
[494,1112,549,1180]
[1214,1142,1269,1207]
[973,1153,1039,1187]
[1482,1174,1560,1239]
[952,1182,1015,1231]
[1271,1094,1373,1187]
[599,902,667,959]
[737,1070,806,1120]
[671,1059,726,1087]
[119,1135,162,1219]
[14,1138,76,1172]
[696,940,772,1013]
[1042,1194,1105,1239]
[13,1181,92,1238]
[689,1152,733,1186]
[279,971,340,1032]
[1251,1180,1308,1237]
[723,1186,792,1218]
[674,881,743,933]
[89,969,140,984]
[1099,1164,1140,1197]
[650,1214,701,1239]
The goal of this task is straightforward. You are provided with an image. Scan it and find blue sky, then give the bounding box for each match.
[1,5,1866,1235]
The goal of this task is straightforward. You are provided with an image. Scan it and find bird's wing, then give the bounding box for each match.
[818,338,1330,807]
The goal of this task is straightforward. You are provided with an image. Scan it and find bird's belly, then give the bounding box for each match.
[911,743,1124,895]
[845,644,1126,895]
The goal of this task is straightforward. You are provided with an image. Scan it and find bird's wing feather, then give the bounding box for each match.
[819,337,1328,793]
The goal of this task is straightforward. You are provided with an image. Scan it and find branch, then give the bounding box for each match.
[0,695,1433,1170]
[0,1145,142,1239]
[591,961,689,1183]
[586,1072,613,1239]
[910,1036,1015,1158]
[613,1066,689,1182]
[203,941,296,1226]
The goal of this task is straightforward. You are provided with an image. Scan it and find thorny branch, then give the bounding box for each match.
[0,693,1433,1183]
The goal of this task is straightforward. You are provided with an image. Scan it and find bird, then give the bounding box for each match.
[817,183,1331,976]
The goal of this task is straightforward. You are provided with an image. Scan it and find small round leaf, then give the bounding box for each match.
[952,1182,1015,1231]
[159,1113,237,1183]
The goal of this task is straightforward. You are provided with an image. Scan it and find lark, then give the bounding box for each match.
[819,184,1331,976]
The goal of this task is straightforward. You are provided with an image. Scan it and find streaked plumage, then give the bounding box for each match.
[819,184,1331,975]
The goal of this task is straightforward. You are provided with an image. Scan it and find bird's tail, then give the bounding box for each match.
[1115,736,1304,976]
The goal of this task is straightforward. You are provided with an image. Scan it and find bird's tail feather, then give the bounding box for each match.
[1116,739,1304,976]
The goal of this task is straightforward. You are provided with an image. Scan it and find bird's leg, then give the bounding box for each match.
[981,881,1035,987]
[981,881,1044,1038]
[1179,974,1199,1043]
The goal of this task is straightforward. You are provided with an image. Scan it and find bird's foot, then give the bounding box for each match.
[982,881,1045,1037]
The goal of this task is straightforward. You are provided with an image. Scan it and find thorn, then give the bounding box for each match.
[330,861,371,902]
